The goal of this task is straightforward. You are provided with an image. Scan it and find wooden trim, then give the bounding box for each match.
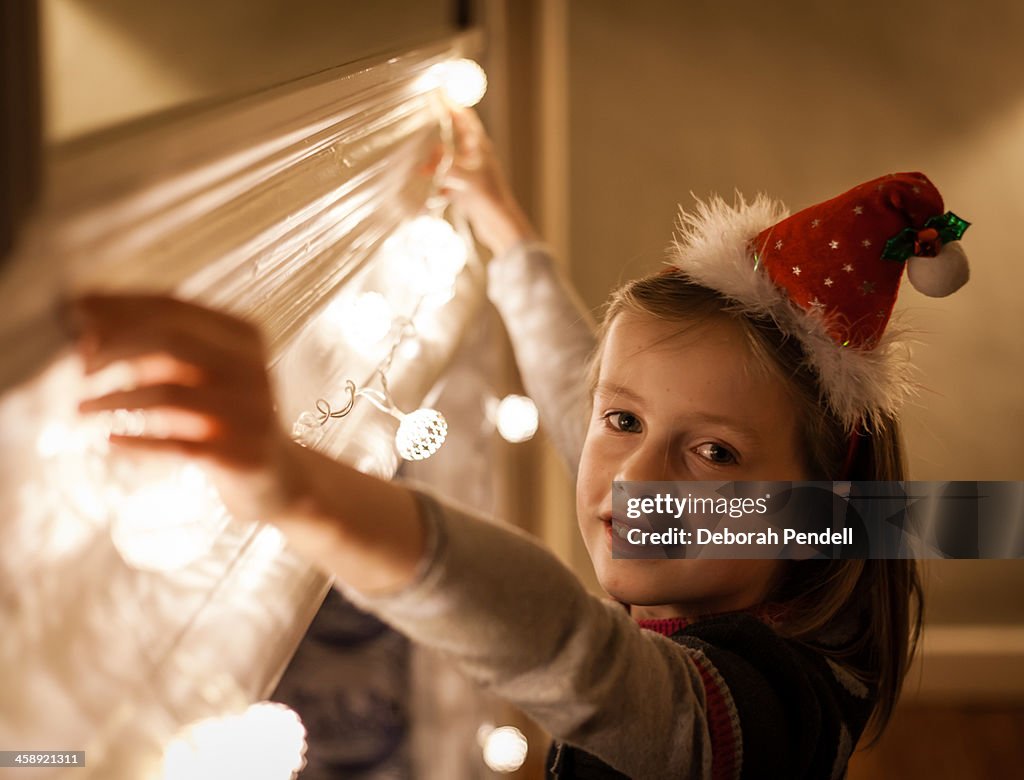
[904,625,1024,702]
[0,1,42,264]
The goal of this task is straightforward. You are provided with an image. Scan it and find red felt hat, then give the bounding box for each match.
[666,173,970,430]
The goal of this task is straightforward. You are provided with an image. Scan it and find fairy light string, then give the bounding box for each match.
[289,57,531,769]
[293,61,539,462]
[291,58,503,461]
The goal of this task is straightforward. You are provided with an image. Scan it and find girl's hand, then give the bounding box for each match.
[72,294,428,594]
[441,108,539,257]
[73,294,301,522]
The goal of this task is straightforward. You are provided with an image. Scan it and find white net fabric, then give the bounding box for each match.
[0,34,485,780]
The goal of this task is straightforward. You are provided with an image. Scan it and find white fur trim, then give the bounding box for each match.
[666,194,918,430]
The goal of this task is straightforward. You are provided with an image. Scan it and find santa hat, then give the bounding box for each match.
[667,172,970,431]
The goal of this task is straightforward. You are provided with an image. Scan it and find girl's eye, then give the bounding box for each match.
[694,442,737,465]
[604,411,643,433]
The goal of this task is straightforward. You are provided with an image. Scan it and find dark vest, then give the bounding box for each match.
[546,738,630,779]
[541,613,874,779]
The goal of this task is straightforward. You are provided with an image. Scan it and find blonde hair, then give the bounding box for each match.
[593,270,924,747]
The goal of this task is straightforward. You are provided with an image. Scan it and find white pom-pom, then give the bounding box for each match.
[907,241,970,297]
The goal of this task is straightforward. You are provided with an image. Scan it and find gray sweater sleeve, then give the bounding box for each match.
[486,243,598,477]
[336,488,713,780]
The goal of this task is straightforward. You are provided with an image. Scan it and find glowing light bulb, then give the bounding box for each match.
[382,215,468,304]
[162,701,307,780]
[109,461,229,572]
[324,291,394,349]
[29,415,112,558]
[481,725,528,773]
[109,408,149,437]
[428,58,488,108]
[35,420,77,459]
[496,394,539,443]
[35,416,109,459]
[395,408,448,461]
[398,338,422,360]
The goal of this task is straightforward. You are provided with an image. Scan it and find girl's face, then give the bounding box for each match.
[576,312,808,619]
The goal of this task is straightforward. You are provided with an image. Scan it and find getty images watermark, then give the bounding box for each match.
[610,482,1024,559]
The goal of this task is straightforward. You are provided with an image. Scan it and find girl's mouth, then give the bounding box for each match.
[604,518,631,546]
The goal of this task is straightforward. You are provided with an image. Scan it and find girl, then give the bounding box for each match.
[72,110,970,778]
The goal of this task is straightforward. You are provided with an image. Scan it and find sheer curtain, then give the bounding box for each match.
[0,32,508,779]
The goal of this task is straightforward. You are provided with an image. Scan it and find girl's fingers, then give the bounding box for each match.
[68,295,288,482]
[441,172,471,193]
[78,319,264,382]
[81,334,264,383]
[450,107,484,139]
[450,108,486,157]
[117,353,207,388]
[108,433,270,468]
[108,434,212,458]
[87,376,281,473]
[418,142,446,175]
[74,295,259,347]
[79,385,273,450]
[79,382,271,425]
[73,295,264,376]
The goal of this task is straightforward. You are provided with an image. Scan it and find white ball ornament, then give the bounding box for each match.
[395,408,448,461]
[907,241,970,298]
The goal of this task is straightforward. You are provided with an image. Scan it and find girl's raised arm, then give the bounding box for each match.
[446,108,597,474]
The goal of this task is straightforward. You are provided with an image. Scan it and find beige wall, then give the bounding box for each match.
[41,0,455,142]
[562,1,1024,624]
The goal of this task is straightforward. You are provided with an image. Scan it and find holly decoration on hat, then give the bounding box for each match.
[751,172,970,349]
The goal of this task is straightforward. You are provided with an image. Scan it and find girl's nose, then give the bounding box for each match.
[614,440,682,483]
